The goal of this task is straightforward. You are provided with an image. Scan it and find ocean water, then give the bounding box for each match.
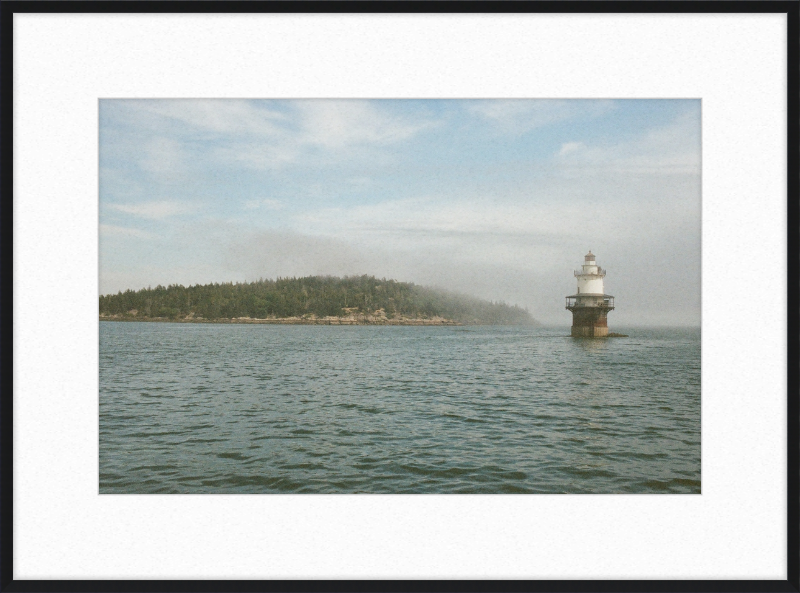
[99,322,700,494]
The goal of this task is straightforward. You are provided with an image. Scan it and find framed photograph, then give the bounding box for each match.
[4,1,797,589]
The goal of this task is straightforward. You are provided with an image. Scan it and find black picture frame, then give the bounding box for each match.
[2,1,797,591]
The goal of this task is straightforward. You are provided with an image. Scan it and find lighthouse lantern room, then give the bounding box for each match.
[565,251,615,337]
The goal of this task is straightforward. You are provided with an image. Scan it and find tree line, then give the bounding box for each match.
[99,275,536,325]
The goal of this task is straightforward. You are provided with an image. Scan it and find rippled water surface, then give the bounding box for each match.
[100,322,700,493]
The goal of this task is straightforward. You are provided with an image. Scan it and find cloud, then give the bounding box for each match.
[111,100,438,174]
[108,201,194,220]
[296,100,436,149]
[467,100,615,134]
[556,109,701,175]
[294,185,697,264]
[213,142,299,171]
[99,224,152,239]
[244,199,284,210]
[190,101,439,172]
[122,99,286,137]
[558,141,585,156]
[137,137,186,175]
[348,176,373,188]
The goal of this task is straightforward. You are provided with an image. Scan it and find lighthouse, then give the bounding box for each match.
[565,251,615,337]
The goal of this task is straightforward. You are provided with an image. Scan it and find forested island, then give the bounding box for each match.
[99,275,537,326]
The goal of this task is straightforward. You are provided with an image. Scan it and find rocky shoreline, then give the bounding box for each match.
[99,313,461,326]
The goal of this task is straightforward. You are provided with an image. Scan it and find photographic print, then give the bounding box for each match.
[99,99,701,494]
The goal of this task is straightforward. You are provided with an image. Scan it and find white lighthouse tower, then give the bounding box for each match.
[565,251,615,337]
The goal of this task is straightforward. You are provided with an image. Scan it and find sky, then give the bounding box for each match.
[99,99,701,326]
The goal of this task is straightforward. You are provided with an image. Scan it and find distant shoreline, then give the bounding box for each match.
[99,275,536,326]
[99,314,462,326]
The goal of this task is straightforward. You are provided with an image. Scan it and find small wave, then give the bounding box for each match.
[672,478,701,489]
[562,467,617,479]
[613,451,669,460]
[184,437,228,444]
[124,430,188,438]
[357,406,382,414]
[640,478,700,492]
[496,483,534,494]
[207,474,305,491]
[484,467,527,480]
[280,462,325,470]
[128,464,179,472]
[216,452,251,460]
[398,464,473,478]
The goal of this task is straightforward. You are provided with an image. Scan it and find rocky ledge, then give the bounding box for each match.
[99,313,461,326]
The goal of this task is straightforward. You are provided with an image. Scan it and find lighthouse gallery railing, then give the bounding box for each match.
[565,297,614,309]
[574,267,606,277]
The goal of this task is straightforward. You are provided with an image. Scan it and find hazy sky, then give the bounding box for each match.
[99,99,701,326]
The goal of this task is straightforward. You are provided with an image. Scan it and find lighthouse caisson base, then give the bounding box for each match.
[568,306,610,338]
